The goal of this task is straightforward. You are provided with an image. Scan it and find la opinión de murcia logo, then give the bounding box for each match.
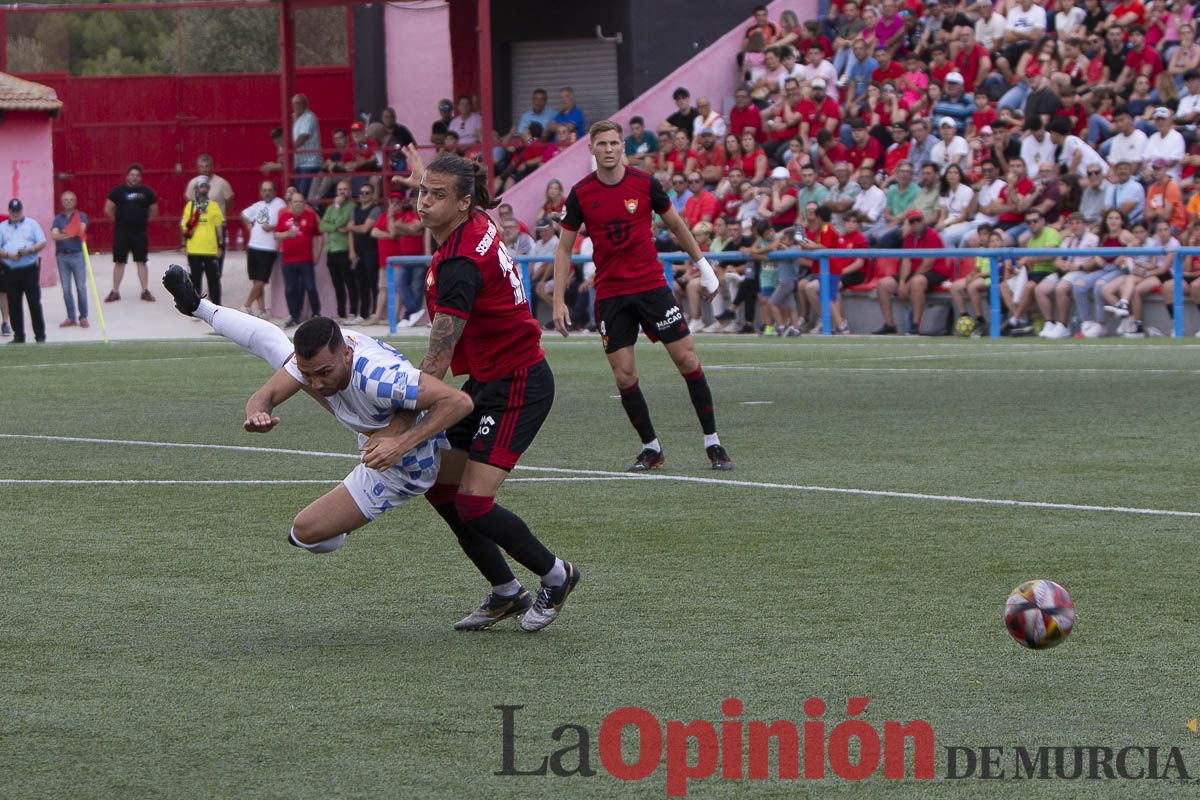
[495,699,1192,797]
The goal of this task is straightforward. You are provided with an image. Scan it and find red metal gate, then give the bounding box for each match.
[6,3,355,252]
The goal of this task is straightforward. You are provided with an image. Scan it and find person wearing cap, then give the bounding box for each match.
[1145,158,1186,232]
[930,116,969,175]
[1142,107,1185,181]
[932,72,976,134]
[0,199,47,343]
[430,98,454,147]
[759,166,800,227]
[180,176,226,308]
[872,208,948,334]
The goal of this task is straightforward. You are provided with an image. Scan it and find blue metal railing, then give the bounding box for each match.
[387,246,1194,339]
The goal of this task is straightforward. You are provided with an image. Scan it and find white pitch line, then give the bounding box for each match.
[0,354,251,370]
[708,365,1197,375]
[0,479,337,485]
[2,432,1197,520]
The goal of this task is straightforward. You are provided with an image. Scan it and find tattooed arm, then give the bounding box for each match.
[418,312,467,379]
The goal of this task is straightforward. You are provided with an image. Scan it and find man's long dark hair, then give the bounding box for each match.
[426,153,499,210]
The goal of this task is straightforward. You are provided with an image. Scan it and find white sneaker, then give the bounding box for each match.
[1047,322,1072,339]
[722,320,743,333]
[1039,321,1057,338]
[1081,320,1103,338]
[406,308,429,327]
[1104,301,1130,318]
[397,318,413,328]
[347,315,364,325]
[702,321,724,333]
[1115,317,1136,335]
[688,319,705,334]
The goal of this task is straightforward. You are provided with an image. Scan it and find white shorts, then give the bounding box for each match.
[342,457,440,521]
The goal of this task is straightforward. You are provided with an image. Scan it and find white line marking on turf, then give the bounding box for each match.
[0,479,337,485]
[5,432,1198,519]
[740,401,775,405]
[709,365,1198,375]
[0,354,251,370]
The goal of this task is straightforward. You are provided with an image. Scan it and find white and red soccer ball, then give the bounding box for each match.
[1004,579,1076,649]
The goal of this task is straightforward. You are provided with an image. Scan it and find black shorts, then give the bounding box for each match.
[445,358,554,471]
[1029,271,1058,284]
[246,248,277,283]
[112,229,148,264]
[904,271,948,288]
[596,285,690,354]
[0,264,7,294]
[840,271,867,289]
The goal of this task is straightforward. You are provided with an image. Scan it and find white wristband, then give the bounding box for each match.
[697,256,719,294]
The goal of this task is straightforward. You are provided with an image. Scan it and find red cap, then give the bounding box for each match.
[388,190,405,199]
[350,121,365,131]
[905,209,925,222]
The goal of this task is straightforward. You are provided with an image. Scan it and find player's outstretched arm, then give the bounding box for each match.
[360,374,473,470]
[243,368,305,433]
[661,206,719,300]
[552,227,578,336]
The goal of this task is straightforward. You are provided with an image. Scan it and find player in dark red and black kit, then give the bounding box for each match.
[372,146,578,632]
[553,120,733,472]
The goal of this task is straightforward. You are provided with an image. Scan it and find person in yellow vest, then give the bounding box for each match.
[180,177,226,306]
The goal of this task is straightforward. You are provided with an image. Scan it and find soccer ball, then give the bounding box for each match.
[1004,579,1075,649]
[954,314,976,337]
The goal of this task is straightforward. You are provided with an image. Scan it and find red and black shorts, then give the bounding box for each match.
[596,285,690,354]
[446,358,554,471]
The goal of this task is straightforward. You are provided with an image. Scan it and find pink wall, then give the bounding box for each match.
[385,1,454,140]
[0,113,56,287]
[499,0,817,225]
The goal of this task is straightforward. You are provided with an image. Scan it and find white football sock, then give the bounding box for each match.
[542,558,567,587]
[492,579,522,597]
[288,529,346,554]
[644,438,662,453]
[704,433,721,448]
[210,303,295,369]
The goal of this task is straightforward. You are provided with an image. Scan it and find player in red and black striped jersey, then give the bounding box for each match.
[371,146,579,633]
[553,120,733,472]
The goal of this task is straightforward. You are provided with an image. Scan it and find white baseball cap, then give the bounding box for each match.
[945,72,964,84]
[938,116,957,128]
[770,166,790,180]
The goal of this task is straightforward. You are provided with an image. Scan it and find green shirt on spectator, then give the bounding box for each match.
[886,183,918,219]
[797,183,829,210]
[1025,226,1062,274]
[319,201,355,253]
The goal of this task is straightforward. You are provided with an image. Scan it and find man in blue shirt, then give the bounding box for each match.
[553,87,585,138]
[514,89,555,139]
[51,191,89,328]
[0,198,47,343]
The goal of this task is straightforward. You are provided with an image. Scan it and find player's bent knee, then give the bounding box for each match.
[288,528,347,554]
[455,493,495,522]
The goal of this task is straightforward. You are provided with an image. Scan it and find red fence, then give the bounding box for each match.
[15,66,354,252]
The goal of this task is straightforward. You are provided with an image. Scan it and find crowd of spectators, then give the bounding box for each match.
[518,1,1200,337]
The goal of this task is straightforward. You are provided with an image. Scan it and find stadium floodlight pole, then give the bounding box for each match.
[1173,251,1185,339]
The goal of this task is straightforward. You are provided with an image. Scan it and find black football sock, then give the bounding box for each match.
[619,380,658,445]
[427,485,515,586]
[683,366,717,435]
[457,495,556,577]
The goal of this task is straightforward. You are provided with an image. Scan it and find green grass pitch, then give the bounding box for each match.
[2,335,1198,798]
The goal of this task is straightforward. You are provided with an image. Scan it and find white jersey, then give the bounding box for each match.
[284,330,449,473]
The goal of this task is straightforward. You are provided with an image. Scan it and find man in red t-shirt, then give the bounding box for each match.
[796,79,841,153]
[273,193,323,326]
[371,191,426,322]
[954,28,991,93]
[729,87,764,142]
[682,172,719,227]
[1119,26,1164,89]
[873,209,948,333]
[553,120,732,471]
[846,119,883,171]
[871,47,905,84]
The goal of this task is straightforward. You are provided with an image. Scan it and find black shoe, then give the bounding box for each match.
[283,318,299,329]
[706,443,733,470]
[162,264,201,316]
[521,563,581,632]
[453,589,533,631]
[628,447,665,472]
[871,323,897,335]
[1011,318,1034,336]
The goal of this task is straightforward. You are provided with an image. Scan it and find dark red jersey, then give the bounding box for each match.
[561,167,672,301]
[425,210,544,382]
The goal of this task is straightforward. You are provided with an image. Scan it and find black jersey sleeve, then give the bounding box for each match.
[433,256,481,318]
[561,188,583,232]
[649,174,671,214]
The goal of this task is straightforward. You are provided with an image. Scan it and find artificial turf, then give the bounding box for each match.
[1,335,1197,798]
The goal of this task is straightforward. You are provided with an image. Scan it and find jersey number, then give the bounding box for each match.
[606,219,630,245]
[496,241,527,306]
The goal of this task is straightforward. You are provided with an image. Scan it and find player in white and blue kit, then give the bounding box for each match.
[162,264,473,554]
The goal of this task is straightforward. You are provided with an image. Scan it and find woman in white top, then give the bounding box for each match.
[930,117,969,175]
[448,95,481,146]
[935,164,979,247]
